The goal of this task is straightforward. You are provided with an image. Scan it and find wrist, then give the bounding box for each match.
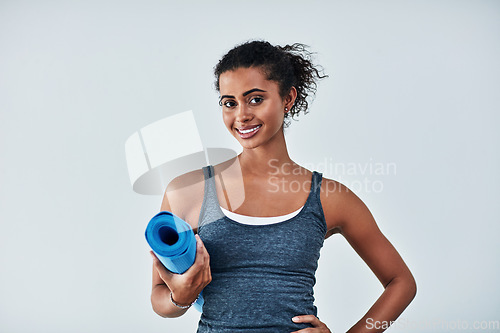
[170,292,199,309]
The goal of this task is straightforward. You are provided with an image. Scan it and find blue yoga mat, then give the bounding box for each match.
[145,211,204,312]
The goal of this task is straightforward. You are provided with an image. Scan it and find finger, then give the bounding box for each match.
[198,236,212,283]
[203,256,212,285]
[195,234,209,257]
[194,234,210,266]
[150,251,173,279]
[192,235,212,286]
[179,236,210,278]
[292,315,322,327]
[199,237,211,269]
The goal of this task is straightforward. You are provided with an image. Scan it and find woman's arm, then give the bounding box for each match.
[322,179,417,333]
[150,236,211,317]
[150,184,212,318]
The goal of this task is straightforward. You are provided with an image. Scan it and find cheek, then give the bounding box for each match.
[222,112,233,130]
[265,108,285,125]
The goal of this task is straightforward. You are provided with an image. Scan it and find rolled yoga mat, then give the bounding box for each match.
[145,211,204,312]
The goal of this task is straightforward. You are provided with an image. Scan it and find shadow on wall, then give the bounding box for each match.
[125,110,237,195]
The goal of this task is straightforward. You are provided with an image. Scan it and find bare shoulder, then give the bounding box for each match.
[319,177,346,236]
[162,168,206,230]
[320,176,372,238]
[321,176,416,292]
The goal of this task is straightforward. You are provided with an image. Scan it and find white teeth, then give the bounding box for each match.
[239,125,261,134]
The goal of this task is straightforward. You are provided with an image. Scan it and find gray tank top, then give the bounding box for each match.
[197,165,327,332]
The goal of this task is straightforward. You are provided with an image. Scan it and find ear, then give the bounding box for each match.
[284,86,297,113]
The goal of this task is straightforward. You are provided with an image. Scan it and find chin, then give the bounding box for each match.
[237,140,259,150]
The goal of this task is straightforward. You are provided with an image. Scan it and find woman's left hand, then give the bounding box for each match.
[290,315,331,332]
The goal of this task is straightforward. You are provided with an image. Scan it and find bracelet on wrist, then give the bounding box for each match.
[170,292,199,309]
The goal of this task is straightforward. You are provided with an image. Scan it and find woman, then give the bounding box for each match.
[150,40,416,332]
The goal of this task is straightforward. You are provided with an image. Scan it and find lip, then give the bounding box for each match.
[236,124,262,139]
[237,124,262,131]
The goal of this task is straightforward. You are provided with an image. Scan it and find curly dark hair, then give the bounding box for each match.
[214,40,328,128]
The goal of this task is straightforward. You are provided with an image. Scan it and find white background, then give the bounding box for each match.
[1,1,499,332]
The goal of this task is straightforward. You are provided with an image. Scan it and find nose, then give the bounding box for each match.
[235,104,253,123]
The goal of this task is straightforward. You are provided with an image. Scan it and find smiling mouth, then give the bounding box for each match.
[237,125,262,134]
[236,125,262,138]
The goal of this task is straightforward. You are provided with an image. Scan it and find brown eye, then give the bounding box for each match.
[222,100,236,108]
[249,97,263,105]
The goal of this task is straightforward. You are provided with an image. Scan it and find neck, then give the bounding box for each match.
[237,128,295,177]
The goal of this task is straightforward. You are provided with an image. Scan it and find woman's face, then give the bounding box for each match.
[218,66,295,150]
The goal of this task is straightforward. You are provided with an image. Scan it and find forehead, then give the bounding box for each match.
[219,67,279,95]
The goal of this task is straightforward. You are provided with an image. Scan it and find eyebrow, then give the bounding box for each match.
[219,88,267,102]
